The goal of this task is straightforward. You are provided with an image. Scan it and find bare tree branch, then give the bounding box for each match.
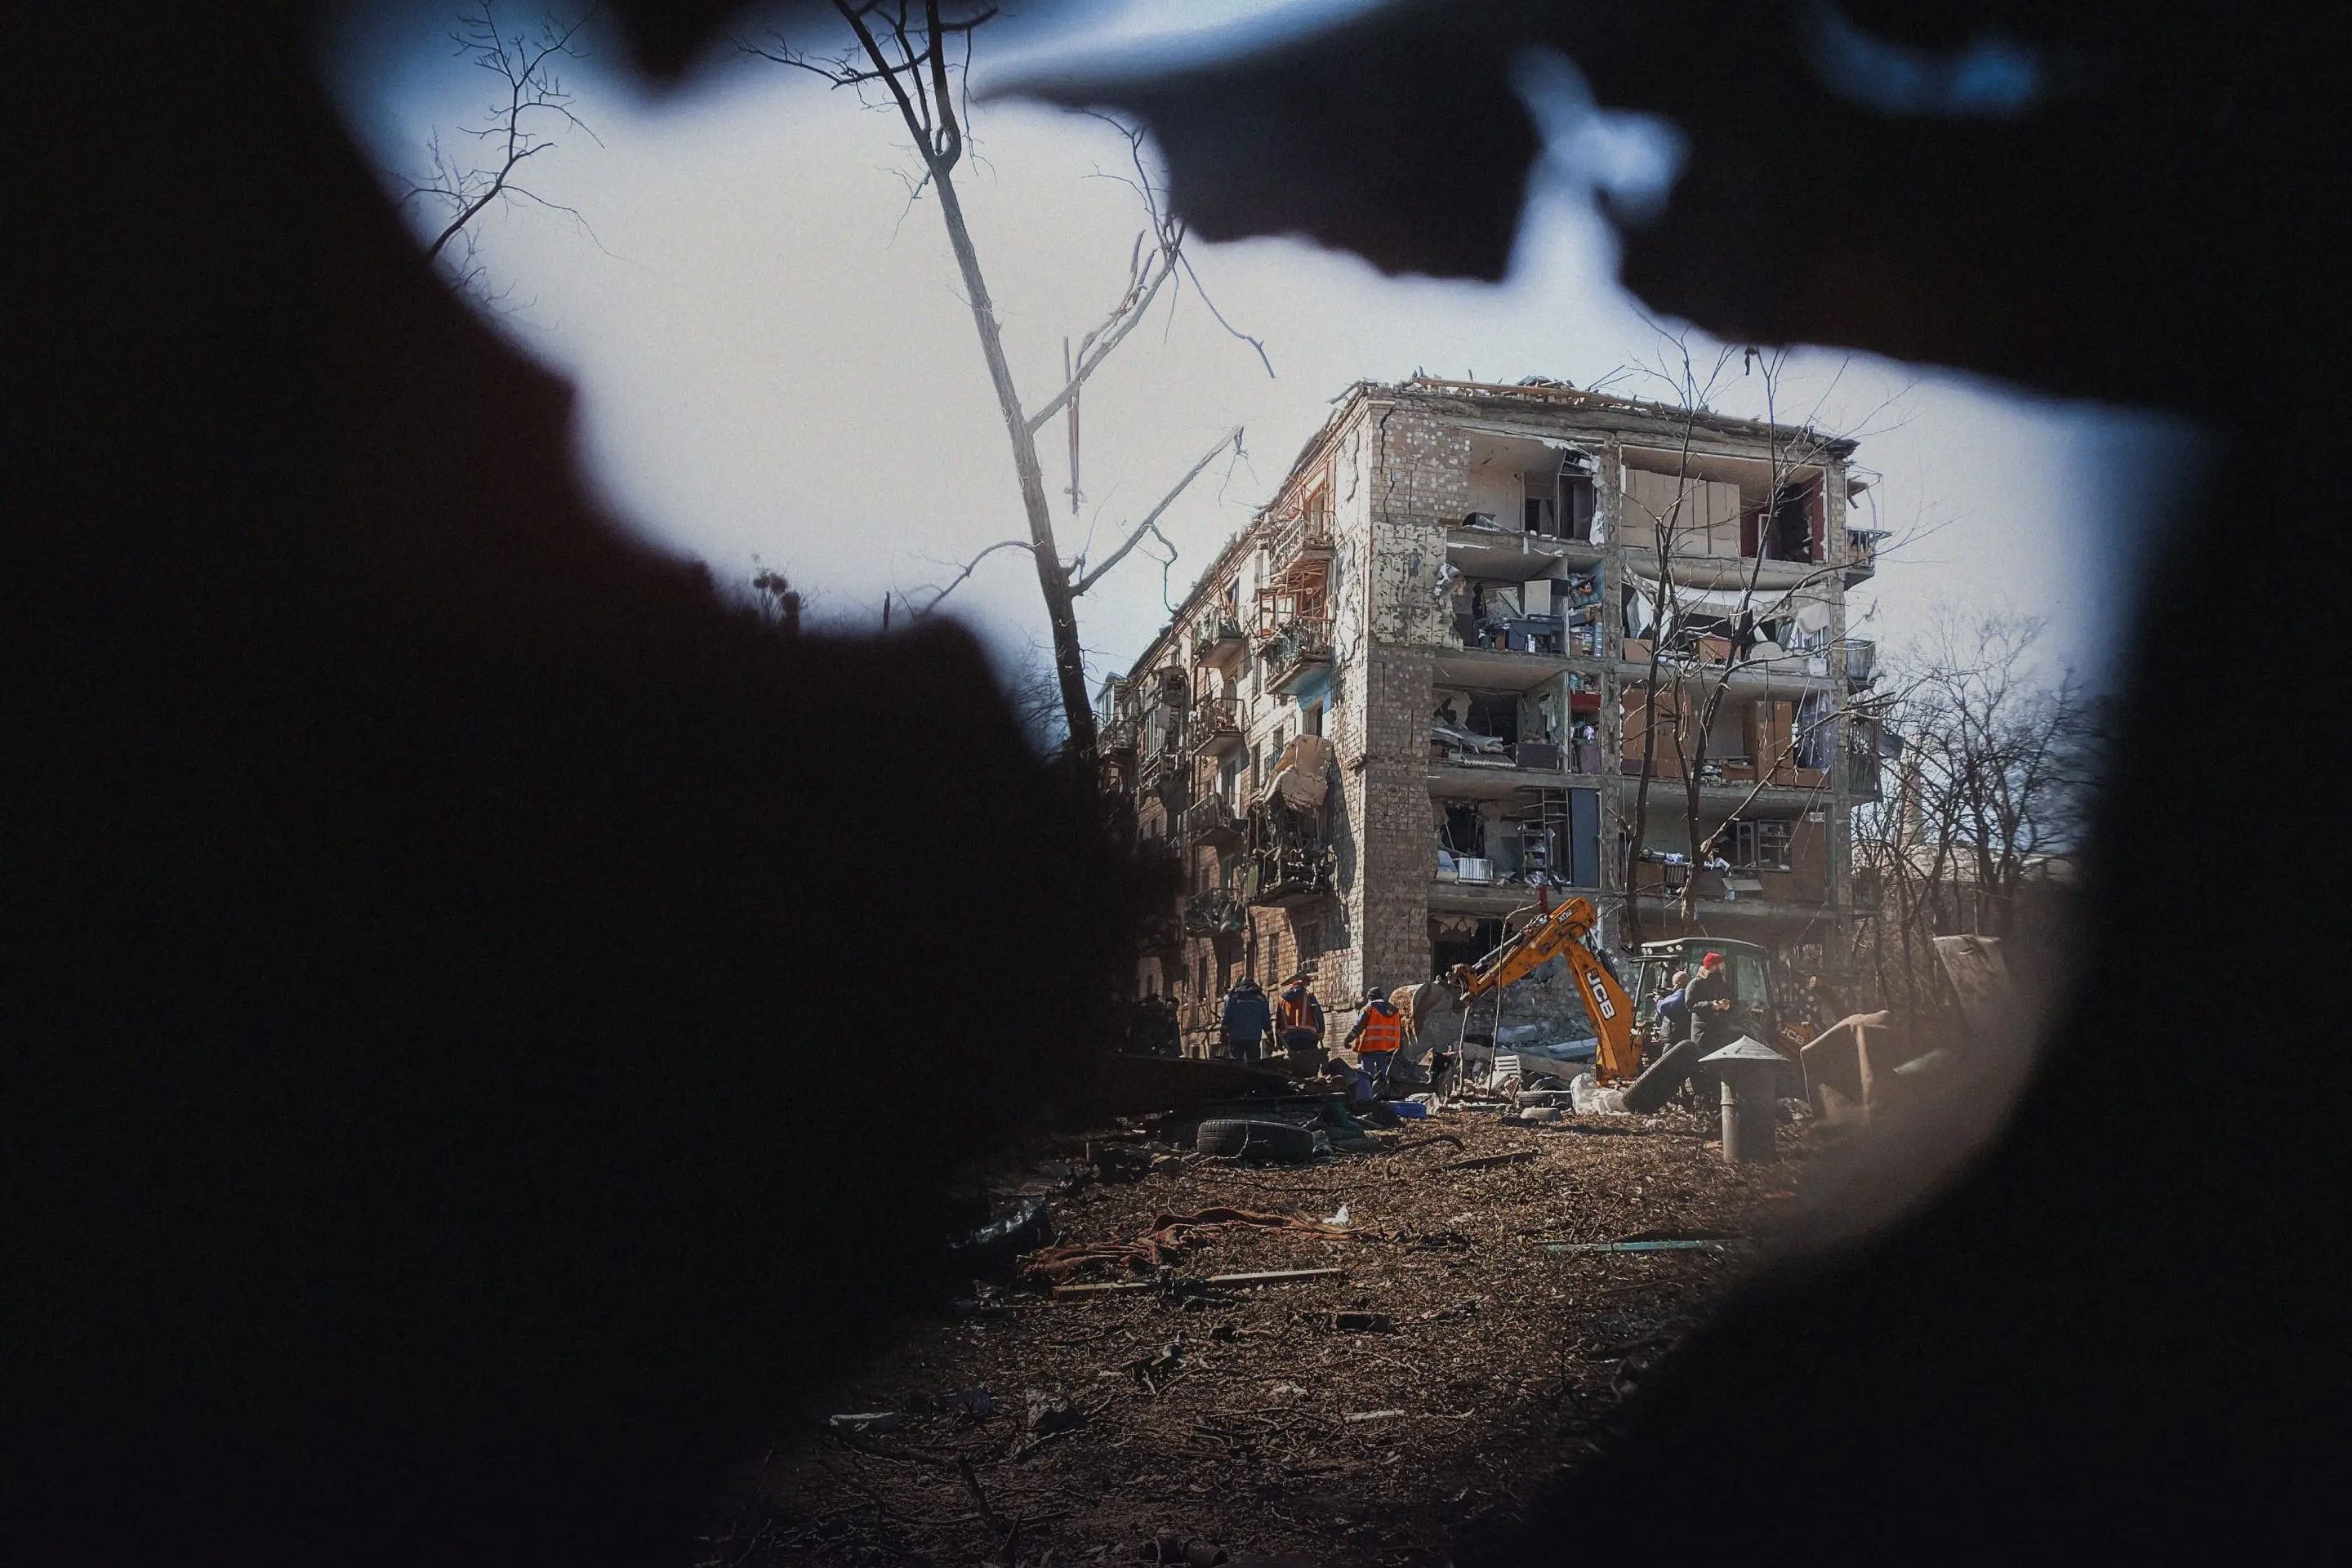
[910,537,1032,616]
[1071,426,1243,596]
[744,6,1266,773]
[403,4,599,271]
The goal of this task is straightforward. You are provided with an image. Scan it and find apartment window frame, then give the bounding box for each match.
[1728,818,1794,872]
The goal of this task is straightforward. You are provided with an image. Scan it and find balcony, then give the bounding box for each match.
[1256,618,1334,693]
[1844,528,1886,586]
[1192,616,1247,674]
[1138,835,1185,871]
[1844,639,1878,688]
[1184,794,1244,847]
[1099,714,1138,755]
[1454,610,1568,659]
[1246,855,1334,907]
[1612,768,1829,815]
[1138,906,1184,953]
[1446,519,1601,582]
[1187,696,1242,757]
[1183,886,1247,938]
[1846,747,1882,801]
[1620,546,1818,594]
[1265,511,1335,577]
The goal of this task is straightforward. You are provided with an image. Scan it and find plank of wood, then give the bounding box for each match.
[1542,1238,1733,1254]
[1050,1266,1344,1298]
[1446,1150,1538,1171]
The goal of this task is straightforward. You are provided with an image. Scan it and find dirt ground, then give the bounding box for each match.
[706,1102,1804,1567]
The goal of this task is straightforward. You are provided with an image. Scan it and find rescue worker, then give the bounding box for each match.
[1219,975,1272,1064]
[1682,951,1737,1107]
[1343,987,1406,1091]
[1275,973,1325,1064]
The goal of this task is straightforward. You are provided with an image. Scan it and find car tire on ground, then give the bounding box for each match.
[1195,1117,1316,1163]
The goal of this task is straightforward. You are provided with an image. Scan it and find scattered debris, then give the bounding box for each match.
[1446,1150,1538,1172]
[1021,1207,1372,1288]
[951,1197,1056,1275]
[1089,1140,1156,1183]
[1394,1133,1468,1156]
[824,1410,902,1434]
[733,1098,1786,1566]
[1023,1388,1083,1437]
[1543,1238,1744,1254]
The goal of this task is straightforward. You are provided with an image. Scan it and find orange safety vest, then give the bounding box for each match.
[1356,1003,1403,1054]
[1277,993,1317,1033]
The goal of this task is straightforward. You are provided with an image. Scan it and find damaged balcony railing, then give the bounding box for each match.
[1184,794,1244,846]
[1264,509,1334,574]
[1845,528,1886,585]
[1183,886,1247,938]
[1254,617,1334,693]
[1846,741,1882,800]
[1186,696,1241,755]
[1244,798,1336,906]
[1192,616,1247,669]
[1099,714,1138,755]
[1138,835,1185,872]
[1138,910,1184,953]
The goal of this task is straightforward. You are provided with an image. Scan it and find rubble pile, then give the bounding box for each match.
[706,1104,1801,1567]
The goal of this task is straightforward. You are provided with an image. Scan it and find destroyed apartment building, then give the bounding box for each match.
[1100,376,1884,1053]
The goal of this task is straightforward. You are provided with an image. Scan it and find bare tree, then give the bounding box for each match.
[400,3,599,299]
[745,4,1267,783]
[1847,608,2105,1012]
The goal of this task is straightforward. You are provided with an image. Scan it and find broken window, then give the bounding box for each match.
[1465,692,1520,747]
[1728,819,1794,872]
[1430,916,1508,980]
[1765,479,1820,563]
[1301,700,1324,738]
[1441,803,1486,858]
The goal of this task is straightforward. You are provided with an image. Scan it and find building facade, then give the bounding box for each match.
[1100,378,1882,1054]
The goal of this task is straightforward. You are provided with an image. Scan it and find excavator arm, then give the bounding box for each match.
[1455,898,1644,1084]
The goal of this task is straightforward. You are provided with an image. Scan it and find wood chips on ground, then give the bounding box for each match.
[706,1105,1802,1567]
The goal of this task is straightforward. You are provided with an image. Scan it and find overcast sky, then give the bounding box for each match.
[331,0,2201,694]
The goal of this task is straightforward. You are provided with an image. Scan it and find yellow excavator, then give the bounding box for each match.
[1450,896,1644,1084]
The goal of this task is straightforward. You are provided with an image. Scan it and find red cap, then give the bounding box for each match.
[1701,951,1724,968]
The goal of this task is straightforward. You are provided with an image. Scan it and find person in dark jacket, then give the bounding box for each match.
[1656,967,1693,1048]
[1219,977,1272,1063]
[1682,951,1737,1106]
[1685,952,1736,1047]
